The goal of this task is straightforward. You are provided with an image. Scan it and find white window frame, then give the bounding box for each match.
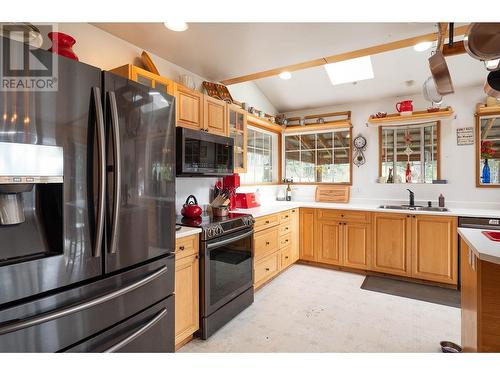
[240,125,279,185]
[282,127,352,184]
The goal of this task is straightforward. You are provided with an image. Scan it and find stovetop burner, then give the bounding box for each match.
[176,213,254,240]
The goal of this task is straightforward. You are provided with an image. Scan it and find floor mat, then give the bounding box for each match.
[361,275,460,308]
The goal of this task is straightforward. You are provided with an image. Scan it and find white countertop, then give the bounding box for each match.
[176,226,202,239]
[232,201,500,219]
[458,228,500,265]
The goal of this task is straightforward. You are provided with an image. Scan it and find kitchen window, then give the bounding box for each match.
[240,126,278,184]
[379,121,440,184]
[283,128,352,184]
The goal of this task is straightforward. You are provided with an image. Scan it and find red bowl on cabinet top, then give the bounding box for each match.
[482,231,500,242]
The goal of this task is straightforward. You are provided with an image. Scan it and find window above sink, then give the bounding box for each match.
[378,121,440,184]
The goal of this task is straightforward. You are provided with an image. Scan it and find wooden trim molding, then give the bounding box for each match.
[220,25,469,85]
[284,121,352,133]
[476,111,500,188]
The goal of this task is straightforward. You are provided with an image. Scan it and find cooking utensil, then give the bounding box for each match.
[429,23,454,95]
[423,76,443,105]
[464,23,500,70]
[439,341,463,353]
[212,206,229,217]
[484,69,500,98]
[181,195,202,218]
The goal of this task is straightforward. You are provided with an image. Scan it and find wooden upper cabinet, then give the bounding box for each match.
[299,208,315,261]
[315,219,343,266]
[175,84,204,131]
[109,64,175,95]
[343,222,371,270]
[411,215,458,284]
[228,104,247,173]
[372,213,411,276]
[204,95,228,136]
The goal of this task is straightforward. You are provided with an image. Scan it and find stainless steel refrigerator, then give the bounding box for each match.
[0,37,176,352]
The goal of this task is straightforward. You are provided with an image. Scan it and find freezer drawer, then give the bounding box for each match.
[64,296,174,352]
[0,255,174,352]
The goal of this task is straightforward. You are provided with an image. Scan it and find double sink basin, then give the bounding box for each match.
[378,205,449,212]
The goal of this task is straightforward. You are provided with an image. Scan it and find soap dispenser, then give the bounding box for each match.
[438,194,445,208]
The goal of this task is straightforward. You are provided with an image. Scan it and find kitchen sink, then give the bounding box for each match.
[378,205,449,212]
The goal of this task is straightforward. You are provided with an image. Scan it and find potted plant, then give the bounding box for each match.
[481,140,495,183]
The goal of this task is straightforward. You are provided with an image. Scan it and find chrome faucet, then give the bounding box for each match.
[407,189,415,207]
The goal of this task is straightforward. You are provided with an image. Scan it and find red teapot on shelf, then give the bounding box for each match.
[396,100,413,113]
[181,195,202,218]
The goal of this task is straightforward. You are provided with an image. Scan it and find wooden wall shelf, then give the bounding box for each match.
[247,114,283,133]
[367,106,454,126]
[284,120,352,133]
[476,104,500,116]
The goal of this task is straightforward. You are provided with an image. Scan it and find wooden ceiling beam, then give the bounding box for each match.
[220,24,469,86]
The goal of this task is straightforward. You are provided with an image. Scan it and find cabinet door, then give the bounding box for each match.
[315,219,343,266]
[299,208,315,261]
[411,215,458,284]
[460,238,478,352]
[344,222,370,270]
[174,253,199,347]
[131,66,175,95]
[175,85,203,130]
[290,208,300,262]
[228,105,247,173]
[372,213,411,276]
[204,95,227,136]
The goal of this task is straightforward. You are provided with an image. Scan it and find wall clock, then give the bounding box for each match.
[353,135,367,167]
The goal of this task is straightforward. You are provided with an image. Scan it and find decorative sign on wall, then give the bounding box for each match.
[457,127,474,146]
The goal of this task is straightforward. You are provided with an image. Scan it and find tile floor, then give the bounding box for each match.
[180,264,460,353]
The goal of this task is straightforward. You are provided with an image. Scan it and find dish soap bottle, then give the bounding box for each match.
[438,194,445,208]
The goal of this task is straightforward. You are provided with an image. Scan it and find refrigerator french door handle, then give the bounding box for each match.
[108,91,121,254]
[92,86,106,258]
[0,266,168,336]
[103,308,168,353]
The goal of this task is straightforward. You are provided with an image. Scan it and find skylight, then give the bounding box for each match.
[324,56,374,86]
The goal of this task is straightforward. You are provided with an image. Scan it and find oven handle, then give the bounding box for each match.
[206,230,254,249]
[103,308,168,353]
[0,266,168,336]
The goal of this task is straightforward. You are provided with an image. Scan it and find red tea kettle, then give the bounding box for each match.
[181,195,202,218]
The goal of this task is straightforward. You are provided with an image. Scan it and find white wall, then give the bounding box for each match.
[228,81,277,115]
[279,85,500,208]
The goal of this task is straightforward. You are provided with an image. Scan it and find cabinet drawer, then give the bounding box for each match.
[254,227,279,260]
[279,232,292,249]
[254,213,280,232]
[254,252,280,288]
[279,210,292,224]
[175,235,199,260]
[279,222,292,236]
[316,209,370,223]
[280,245,293,270]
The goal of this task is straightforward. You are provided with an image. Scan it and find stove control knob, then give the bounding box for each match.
[207,228,214,238]
[217,226,223,235]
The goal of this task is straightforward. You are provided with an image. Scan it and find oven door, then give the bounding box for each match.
[202,228,253,316]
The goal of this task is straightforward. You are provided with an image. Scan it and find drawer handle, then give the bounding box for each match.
[341,214,345,217]
[284,215,289,219]
[285,227,288,230]
[285,256,289,259]
[265,220,270,224]
[195,255,199,260]
[179,246,185,251]
[265,267,270,271]
[285,239,289,243]
[266,241,270,245]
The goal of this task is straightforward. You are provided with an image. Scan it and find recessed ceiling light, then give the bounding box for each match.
[279,71,292,80]
[324,56,374,86]
[413,41,433,52]
[164,21,188,32]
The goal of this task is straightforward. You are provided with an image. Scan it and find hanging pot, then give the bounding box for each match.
[428,23,454,95]
[484,69,500,99]
[181,195,202,218]
[464,23,500,71]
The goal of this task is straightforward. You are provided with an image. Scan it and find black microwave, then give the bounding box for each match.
[176,127,234,177]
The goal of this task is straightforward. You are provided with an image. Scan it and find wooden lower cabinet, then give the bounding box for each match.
[372,213,411,277]
[411,215,458,284]
[174,235,199,349]
[460,238,500,352]
[254,251,280,288]
[343,222,371,270]
[315,219,343,265]
[299,208,316,261]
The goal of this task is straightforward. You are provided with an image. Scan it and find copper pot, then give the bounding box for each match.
[428,23,454,95]
[484,69,500,99]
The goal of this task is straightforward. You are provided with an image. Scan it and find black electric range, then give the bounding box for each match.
[176,213,255,339]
